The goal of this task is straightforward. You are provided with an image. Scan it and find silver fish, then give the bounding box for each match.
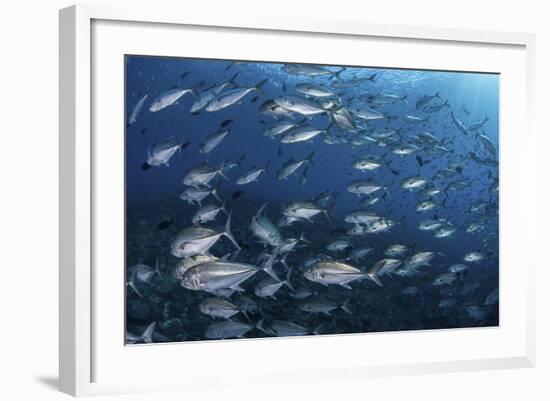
[364,217,399,234]
[146,137,186,167]
[199,127,230,154]
[236,160,270,185]
[349,247,373,261]
[128,94,148,125]
[344,210,380,225]
[450,111,468,135]
[384,244,408,257]
[174,255,219,279]
[299,297,351,316]
[191,202,227,225]
[205,321,256,339]
[181,260,259,294]
[478,134,497,157]
[183,161,227,187]
[350,104,384,121]
[415,92,441,109]
[127,260,161,297]
[282,201,329,223]
[250,203,284,247]
[423,100,449,113]
[274,95,327,117]
[170,211,240,258]
[400,176,429,190]
[257,319,322,337]
[464,251,484,263]
[304,261,367,289]
[435,226,456,238]
[418,219,446,231]
[352,157,386,171]
[190,73,239,114]
[448,264,469,274]
[205,79,268,112]
[433,272,458,286]
[282,64,340,76]
[370,258,402,282]
[406,252,437,270]
[277,152,314,180]
[199,297,242,320]
[404,115,429,124]
[469,116,489,131]
[280,126,327,143]
[330,107,356,131]
[416,200,437,212]
[347,180,388,197]
[179,185,221,206]
[149,87,196,112]
[295,83,336,98]
[260,99,295,119]
[263,120,302,138]
[326,239,352,252]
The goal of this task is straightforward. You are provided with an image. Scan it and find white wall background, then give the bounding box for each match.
[0,0,547,400]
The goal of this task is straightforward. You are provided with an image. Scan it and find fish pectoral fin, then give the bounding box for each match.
[340,282,352,290]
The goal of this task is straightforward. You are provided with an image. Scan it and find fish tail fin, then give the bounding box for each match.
[223,209,241,250]
[341,298,353,315]
[368,72,377,82]
[256,319,266,334]
[140,322,156,343]
[306,151,315,166]
[228,71,240,86]
[301,166,309,186]
[127,280,143,298]
[236,154,246,170]
[283,266,294,291]
[403,95,410,105]
[383,186,392,200]
[323,201,335,223]
[279,252,290,271]
[178,135,188,152]
[262,250,281,281]
[263,159,271,174]
[435,91,441,99]
[218,160,228,180]
[154,257,164,278]
[212,181,222,202]
[256,202,268,218]
[254,79,269,96]
[333,67,346,80]
[367,272,383,287]
[299,232,310,244]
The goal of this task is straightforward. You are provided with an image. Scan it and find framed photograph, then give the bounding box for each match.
[59,4,536,396]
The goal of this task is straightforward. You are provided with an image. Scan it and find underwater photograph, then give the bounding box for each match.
[125,55,499,344]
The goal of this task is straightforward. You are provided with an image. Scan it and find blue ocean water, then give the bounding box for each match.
[125,55,499,343]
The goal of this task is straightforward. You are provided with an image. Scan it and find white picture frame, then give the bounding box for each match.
[59,4,536,397]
